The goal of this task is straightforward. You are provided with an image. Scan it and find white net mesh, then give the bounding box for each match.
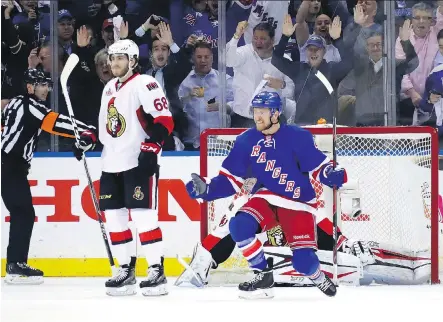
[202,127,441,284]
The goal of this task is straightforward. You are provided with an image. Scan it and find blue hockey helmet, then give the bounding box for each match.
[251,91,282,114]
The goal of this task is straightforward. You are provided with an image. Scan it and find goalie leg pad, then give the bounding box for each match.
[266,248,362,286]
[362,242,431,285]
[175,243,214,287]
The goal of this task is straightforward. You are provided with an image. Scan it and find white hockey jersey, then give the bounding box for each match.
[243,0,289,45]
[98,73,173,173]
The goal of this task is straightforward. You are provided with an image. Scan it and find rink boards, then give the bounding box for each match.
[1,152,442,277]
[0,153,201,277]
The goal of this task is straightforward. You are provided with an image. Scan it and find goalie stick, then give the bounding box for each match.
[314,70,339,285]
[60,53,116,275]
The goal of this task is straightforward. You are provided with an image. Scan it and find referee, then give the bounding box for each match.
[1,68,97,284]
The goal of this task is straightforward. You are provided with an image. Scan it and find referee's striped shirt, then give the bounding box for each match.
[1,95,96,163]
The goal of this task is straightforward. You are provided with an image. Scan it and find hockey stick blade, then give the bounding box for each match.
[60,54,79,98]
[60,54,81,141]
[61,53,79,84]
[175,254,205,288]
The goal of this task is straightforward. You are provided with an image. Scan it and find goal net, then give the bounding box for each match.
[200,126,441,285]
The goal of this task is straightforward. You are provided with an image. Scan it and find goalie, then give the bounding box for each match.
[176,124,432,289]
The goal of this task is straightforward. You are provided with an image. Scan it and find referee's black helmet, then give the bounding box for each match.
[24,68,53,89]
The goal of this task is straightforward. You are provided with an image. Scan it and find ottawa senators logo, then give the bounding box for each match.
[106,104,126,137]
[133,186,144,201]
[265,225,287,246]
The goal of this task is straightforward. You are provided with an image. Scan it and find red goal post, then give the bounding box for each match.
[199,126,440,284]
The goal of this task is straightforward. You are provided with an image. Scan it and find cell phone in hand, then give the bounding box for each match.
[151,16,162,26]
[207,97,216,104]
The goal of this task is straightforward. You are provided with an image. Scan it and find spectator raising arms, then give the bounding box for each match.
[396,2,443,125]
[343,0,382,58]
[145,21,194,150]
[227,21,294,128]
[338,19,418,126]
[272,14,354,125]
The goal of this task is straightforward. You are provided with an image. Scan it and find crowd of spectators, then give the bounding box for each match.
[2,0,443,152]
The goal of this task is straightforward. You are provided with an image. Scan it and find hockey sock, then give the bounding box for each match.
[105,208,135,266]
[229,212,266,270]
[131,209,163,266]
[309,268,326,284]
[202,234,236,265]
[238,237,267,270]
[202,234,221,251]
[291,248,321,277]
[209,234,236,265]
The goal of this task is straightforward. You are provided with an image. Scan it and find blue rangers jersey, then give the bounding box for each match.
[204,124,331,212]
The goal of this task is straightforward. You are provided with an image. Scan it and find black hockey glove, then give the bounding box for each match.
[138,139,161,177]
[72,130,97,161]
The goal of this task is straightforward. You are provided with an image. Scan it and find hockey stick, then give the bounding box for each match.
[60,53,116,275]
[314,70,339,285]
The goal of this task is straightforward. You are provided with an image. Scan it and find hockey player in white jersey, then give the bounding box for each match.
[80,39,174,296]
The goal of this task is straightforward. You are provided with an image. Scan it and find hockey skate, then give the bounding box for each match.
[140,257,168,296]
[311,273,337,297]
[4,262,44,285]
[105,259,137,296]
[175,243,215,288]
[239,258,274,300]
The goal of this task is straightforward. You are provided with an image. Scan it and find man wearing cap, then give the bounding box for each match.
[295,5,341,63]
[102,18,115,48]
[58,9,75,54]
[271,14,355,125]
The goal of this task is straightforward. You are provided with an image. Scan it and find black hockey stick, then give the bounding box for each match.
[314,70,339,285]
[60,53,116,275]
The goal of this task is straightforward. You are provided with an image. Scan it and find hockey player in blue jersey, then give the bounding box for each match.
[186,91,347,299]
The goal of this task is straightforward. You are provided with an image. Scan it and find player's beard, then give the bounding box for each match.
[111,64,130,78]
[255,119,271,132]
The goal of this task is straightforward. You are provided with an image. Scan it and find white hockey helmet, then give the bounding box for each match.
[108,39,139,67]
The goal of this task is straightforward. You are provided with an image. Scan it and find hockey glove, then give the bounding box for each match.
[138,139,161,177]
[186,173,208,199]
[72,130,97,161]
[318,163,346,189]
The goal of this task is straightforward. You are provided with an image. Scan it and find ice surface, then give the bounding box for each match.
[1,278,442,322]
